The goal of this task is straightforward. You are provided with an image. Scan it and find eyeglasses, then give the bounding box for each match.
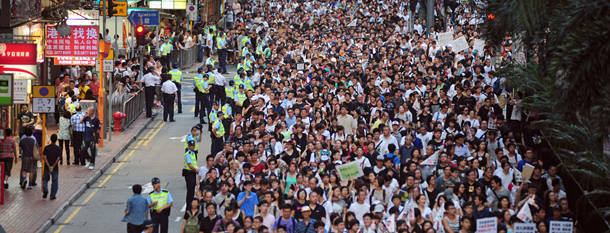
[270,163,276,165]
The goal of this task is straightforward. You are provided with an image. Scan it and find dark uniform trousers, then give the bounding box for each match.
[145,86,156,117]
[72,131,84,165]
[184,170,197,210]
[162,93,175,121]
[151,211,169,233]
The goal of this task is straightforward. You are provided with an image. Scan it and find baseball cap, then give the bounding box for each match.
[376,154,385,161]
[444,189,454,200]
[148,66,155,72]
[445,181,455,187]
[374,204,384,213]
[302,206,312,212]
[151,177,161,184]
[320,155,330,162]
[392,121,399,126]
[188,140,196,146]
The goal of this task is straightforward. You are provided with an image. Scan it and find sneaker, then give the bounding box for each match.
[43,190,48,198]
[27,186,33,189]
[89,165,94,170]
[31,182,37,187]
[4,182,8,189]
[20,181,27,189]
[50,197,56,200]
[85,161,91,167]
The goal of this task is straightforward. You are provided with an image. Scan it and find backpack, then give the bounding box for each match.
[277,216,298,232]
[185,211,201,232]
[58,94,67,111]
[492,78,502,95]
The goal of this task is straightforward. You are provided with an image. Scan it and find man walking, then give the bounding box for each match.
[122,184,149,233]
[161,74,178,122]
[70,106,85,165]
[216,32,228,74]
[18,128,37,189]
[184,140,199,210]
[0,128,17,189]
[79,107,101,170]
[42,134,61,199]
[142,66,161,118]
[17,104,36,138]
[147,177,173,233]
[168,63,183,113]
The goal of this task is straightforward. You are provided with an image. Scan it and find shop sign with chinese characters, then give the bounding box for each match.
[0,43,37,65]
[45,26,99,57]
[54,57,96,66]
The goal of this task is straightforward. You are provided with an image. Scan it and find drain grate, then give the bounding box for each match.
[72,204,89,207]
[102,202,125,206]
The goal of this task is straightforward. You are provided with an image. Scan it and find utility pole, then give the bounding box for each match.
[102,0,110,141]
[426,0,434,36]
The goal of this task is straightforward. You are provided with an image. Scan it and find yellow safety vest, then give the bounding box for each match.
[168,70,182,83]
[201,80,210,93]
[216,37,226,49]
[183,150,198,170]
[194,75,205,93]
[69,103,77,114]
[149,190,169,210]
[236,92,247,105]
[162,43,171,56]
[225,86,235,99]
[213,119,225,137]
[207,72,215,84]
[222,104,231,116]
[209,110,218,123]
[206,57,215,67]
[244,78,254,91]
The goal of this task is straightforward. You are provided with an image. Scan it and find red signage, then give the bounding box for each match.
[54,57,96,66]
[0,43,37,65]
[45,26,99,57]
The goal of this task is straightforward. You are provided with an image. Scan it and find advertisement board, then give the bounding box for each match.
[46,26,99,57]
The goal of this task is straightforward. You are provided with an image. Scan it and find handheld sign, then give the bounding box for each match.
[476,217,497,233]
[549,221,573,233]
[514,223,536,233]
[336,161,364,180]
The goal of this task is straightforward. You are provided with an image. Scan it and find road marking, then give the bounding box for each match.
[143,121,167,146]
[175,217,182,222]
[190,106,195,112]
[53,119,165,233]
[180,203,187,212]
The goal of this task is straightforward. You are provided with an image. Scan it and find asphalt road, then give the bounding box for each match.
[47,66,237,233]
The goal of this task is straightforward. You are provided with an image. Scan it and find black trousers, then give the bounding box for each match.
[151,211,169,233]
[194,92,202,117]
[72,132,84,165]
[184,171,197,210]
[127,223,144,233]
[163,94,175,121]
[211,136,224,156]
[145,86,156,117]
[58,139,70,163]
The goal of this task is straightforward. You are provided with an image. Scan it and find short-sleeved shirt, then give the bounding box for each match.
[237,191,259,217]
[0,137,16,159]
[43,144,61,166]
[18,137,36,158]
[83,116,101,142]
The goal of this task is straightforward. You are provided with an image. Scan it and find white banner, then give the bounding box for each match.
[437,32,453,47]
[452,36,469,52]
[514,223,536,233]
[474,39,485,52]
[549,221,573,233]
[476,217,497,233]
[420,152,438,166]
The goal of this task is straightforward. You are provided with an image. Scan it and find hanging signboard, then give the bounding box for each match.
[0,74,14,106]
[45,26,99,57]
[54,57,97,66]
[0,43,37,65]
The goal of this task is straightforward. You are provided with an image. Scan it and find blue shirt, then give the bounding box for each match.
[146,189,174,205]
[385,153,401,166]
[122,194,149,225]
[285,116,297,128]
[71,112,85,132]
[516,159,532,172]
[294,218,317,233]
[237,191,258,217]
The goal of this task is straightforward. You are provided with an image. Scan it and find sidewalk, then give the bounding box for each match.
[0,113,155,233]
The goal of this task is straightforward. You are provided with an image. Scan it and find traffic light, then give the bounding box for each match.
[135,25,146,46]
[108,0,118,18]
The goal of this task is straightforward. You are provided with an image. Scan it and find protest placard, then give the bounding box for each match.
[476,217,497,233]
[514,223,536,233]
[549,221,573,233]
[452,36,469,52]
[336,161,364,180]
[420,152,438,166]
[437,32,453,47]
[474,39,485,52]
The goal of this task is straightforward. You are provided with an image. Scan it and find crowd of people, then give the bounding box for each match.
[119,0,581,232]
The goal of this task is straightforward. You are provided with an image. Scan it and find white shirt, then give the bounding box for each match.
[381,134,399,150]
[355,156,372,169]
[142,73,160,87]
[213,71,226,86]
[348,202,370,226]
[161,80,178,94]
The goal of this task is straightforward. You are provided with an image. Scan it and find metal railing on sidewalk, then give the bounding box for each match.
[121,90,146,129]
[170,47,199,69]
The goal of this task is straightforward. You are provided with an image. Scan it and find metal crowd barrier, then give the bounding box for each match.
[170,47,199,69]
[121,90,146,129]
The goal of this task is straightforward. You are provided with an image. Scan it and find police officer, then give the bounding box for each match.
[142,66,161,117]
[183,140,199,210]
[147,177,173,233]
[205,65,217,105]
[185,124,202,156]
[225,80,237,102]
[208,101,220,132]
[168,63,183,113]
[160,74,178,122]
[160,37,173,70]
[193,68,204,119]
[213,67,227,106]
[235,84,248,115]
[216,32,228,74]
[211,111,226,155]
[205,53,215,69]
[221,99,233,141]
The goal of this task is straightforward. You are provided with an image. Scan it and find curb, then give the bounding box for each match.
[35,115,156,233]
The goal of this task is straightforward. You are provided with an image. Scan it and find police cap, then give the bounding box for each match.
[151,177,161,184]
[188,140,196,146]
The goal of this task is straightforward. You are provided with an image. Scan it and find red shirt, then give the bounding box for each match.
[251,162,266,174]
[89,81,100,96]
